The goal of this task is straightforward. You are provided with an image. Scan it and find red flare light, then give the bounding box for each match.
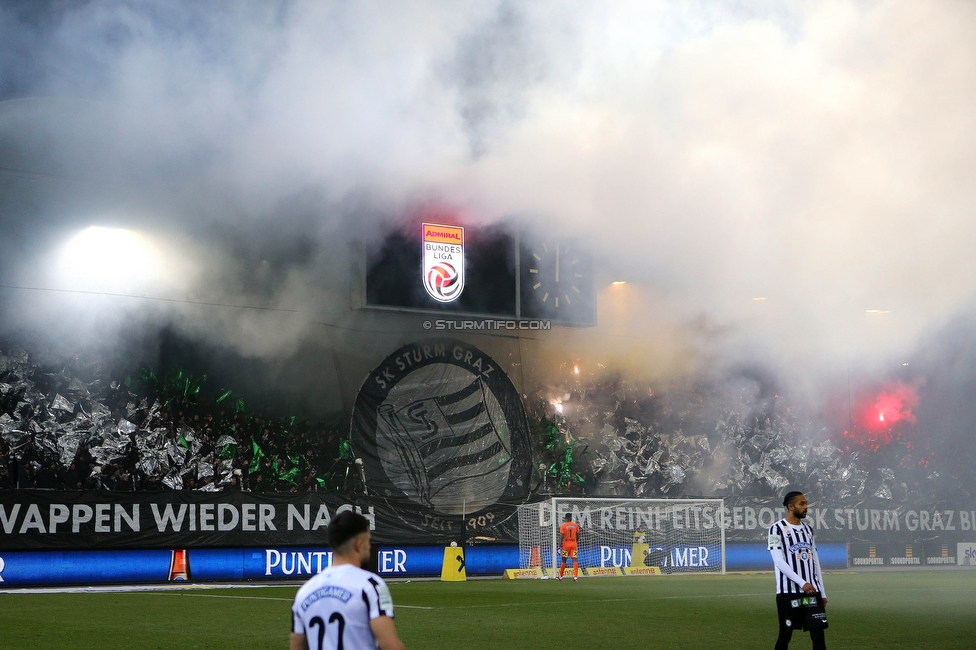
[844,382,919,449]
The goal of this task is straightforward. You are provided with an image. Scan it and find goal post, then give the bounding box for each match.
[516,497,726,576]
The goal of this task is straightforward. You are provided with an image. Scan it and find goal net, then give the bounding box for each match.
[517,497,726,575]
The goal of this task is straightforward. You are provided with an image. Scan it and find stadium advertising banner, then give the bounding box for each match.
[0,545,519,586]
[261,543,836,576]
[958,542,976,566]
[0,546,336,586]
[375,545,518,577]
[0,547,337,586]
[0,543,851,586]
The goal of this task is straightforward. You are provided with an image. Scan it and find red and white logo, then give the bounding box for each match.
[422,223,464,302]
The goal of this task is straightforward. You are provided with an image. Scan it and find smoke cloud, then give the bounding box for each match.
[1,1,975,433]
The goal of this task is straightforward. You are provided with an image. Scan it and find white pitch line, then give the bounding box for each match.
[444,592,769,610]
[0,583,276,595]
[155,593,434,609]
[157,593,294,602]
[0,585,440,609]
[0,584,766,610]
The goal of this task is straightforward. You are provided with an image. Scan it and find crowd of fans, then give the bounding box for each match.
[0,346,355,492]
[529,372,967,503]
[2,342,969,501]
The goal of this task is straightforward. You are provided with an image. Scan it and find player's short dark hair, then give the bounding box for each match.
[783,491,804,508]
[564,513,573,521]
[328,511,370,550]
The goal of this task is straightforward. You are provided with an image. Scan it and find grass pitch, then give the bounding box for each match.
[2,571,974,649]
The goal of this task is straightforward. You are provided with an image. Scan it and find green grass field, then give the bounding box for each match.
[2,571,974,649]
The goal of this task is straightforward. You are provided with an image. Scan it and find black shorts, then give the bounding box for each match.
[776,593,826,632]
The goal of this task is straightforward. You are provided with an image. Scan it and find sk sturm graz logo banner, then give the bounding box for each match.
[351,339,530,520]
[422,223,464,302]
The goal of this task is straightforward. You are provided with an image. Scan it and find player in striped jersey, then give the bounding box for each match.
[768,491,827,650]
[291,511,406,650]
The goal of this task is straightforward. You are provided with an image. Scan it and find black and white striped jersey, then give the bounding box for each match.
[292,563,395,650]
[767,519,826,597]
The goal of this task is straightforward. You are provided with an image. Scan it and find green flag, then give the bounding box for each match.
[279,466,301,486]
[249,441,265,474]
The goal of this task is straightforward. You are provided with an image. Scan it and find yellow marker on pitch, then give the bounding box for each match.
[441,543,467,581]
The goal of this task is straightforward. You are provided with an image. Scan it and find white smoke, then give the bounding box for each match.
[1,0,975,404]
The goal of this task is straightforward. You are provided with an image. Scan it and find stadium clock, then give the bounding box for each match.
[520,239,594,324]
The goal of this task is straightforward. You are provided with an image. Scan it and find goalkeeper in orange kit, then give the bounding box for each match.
[558,513,581,581]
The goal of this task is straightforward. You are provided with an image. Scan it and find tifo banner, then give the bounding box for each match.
[350,338,531,531]
[719,496,973,544]
[1,491,970,551]
[0,490,356,550]
[518,497,973,546]
[0,489,521,551]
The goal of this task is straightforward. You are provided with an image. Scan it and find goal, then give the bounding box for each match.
[517,497,726,575]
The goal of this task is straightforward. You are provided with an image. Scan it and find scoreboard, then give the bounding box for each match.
[361,223,596,326]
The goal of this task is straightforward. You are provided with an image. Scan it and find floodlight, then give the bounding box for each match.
[53,226,164,293]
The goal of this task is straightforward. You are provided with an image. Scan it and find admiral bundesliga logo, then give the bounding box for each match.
[422,223,464,302]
